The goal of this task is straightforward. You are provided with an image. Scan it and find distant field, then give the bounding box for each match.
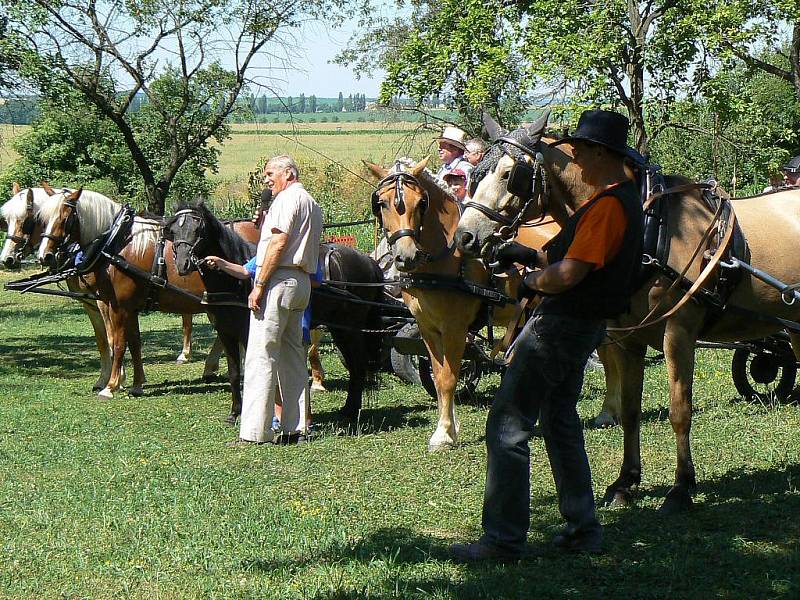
[0,122,438,207]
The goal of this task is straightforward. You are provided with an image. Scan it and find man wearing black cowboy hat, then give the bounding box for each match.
[450,109,643,561]
[783,155,800,188]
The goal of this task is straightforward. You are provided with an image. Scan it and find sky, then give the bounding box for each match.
[255,20,385,99]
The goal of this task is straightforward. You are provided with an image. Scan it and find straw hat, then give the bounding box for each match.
[434,126,468,151]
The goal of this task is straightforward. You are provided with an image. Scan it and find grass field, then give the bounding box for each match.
[1,267,799,599]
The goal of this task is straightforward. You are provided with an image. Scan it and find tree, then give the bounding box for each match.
[3,0,356,214]
[337,91,344,112]
[698,0,800,100]
[256,95,267,115]
[299,93,306,113]
[309,94,317,113]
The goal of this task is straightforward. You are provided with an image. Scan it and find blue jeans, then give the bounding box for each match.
[481,312,605,552]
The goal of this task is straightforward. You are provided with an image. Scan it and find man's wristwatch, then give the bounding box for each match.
[254,280,266,288]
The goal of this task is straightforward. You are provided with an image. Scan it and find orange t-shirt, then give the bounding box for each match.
[564,188,628,270]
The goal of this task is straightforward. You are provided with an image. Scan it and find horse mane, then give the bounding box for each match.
[393,158,458,203]
[2,188,52,221]
[170,199,255,264]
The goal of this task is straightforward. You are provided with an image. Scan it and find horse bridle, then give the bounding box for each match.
[170,208,208,274]
[371,168,430,246]
[463,135,549,240]
[40,197,80,251]
[7,191,37,258]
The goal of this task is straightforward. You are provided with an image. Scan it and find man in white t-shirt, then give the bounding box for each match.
[229,154,323,446]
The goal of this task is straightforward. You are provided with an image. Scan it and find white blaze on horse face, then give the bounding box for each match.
[0,217,18,264]
[457,154,517,254]
[37,194,65,262]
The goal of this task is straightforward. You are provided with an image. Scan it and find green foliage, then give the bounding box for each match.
[0,76,221,208]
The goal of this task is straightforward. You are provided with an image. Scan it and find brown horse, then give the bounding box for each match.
[36,189,260,420]
[457,112,800,513]
[364,158,557,450]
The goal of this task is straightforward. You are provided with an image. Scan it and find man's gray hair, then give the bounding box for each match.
[267,154,300,179]
[466,138,486,152]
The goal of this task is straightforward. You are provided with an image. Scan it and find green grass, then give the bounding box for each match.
[1,267,799,598]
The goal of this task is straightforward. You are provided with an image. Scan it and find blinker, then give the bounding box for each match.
[507,161,534,200]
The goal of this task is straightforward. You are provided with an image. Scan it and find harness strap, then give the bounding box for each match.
[643,182,713,210]
[608,198,735,334]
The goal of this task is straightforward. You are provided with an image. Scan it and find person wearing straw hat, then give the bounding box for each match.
[435,125,473,180]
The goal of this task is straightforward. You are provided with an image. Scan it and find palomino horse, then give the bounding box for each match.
[166,200,386,420]
[364,158,558,451]
[457,112,800,513]
[1,183,207,380]
[36,189,259,416]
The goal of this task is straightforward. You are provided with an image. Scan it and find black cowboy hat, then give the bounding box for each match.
[551,109,630,156]
[783,155,800,174]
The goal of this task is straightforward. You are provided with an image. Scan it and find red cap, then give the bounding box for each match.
[443,168,467,181]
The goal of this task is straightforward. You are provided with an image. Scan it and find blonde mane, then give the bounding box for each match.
[393,158,459,202]
[37,190,160,257]
[2,188,69,221]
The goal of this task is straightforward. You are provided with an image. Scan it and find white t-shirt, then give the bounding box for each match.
[435,157,473,180]
[256,182,323,274]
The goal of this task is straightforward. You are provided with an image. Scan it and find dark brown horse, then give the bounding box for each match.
[457,112,800,513]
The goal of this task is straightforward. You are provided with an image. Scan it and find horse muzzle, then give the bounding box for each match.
[3,253,21,269]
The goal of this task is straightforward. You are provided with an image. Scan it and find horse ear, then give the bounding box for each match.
[410,156,430,177]
[482,112,505,142]
[26,188,34,208]
[41,181,56,196]
[68,187,83,201]
[363,160,388,181]
[11,182,20,195]
[526,108,551,141]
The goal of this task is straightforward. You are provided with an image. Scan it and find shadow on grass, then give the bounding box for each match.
[313,403,431,433]
[237,464,800,599]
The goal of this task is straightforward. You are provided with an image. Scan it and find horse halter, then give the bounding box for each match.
[40,197,80,251]
[463,135,549,240]
[170,208,207,273]
[7,192,37,258]
[371,169,430,246]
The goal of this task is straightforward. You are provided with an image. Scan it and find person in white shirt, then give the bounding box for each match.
[434,126,473,181]
[229,154,323,447]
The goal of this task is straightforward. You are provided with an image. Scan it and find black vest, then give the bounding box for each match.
[538,180,643,319]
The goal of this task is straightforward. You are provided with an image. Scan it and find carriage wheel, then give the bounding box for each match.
[418,355,483,401]
[731,348,797,403]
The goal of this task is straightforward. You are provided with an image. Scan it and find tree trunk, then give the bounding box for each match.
[627,0,649,155]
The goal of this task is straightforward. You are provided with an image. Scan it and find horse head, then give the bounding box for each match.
[1,186,40,269]
[455,111,553,258]
[165,199,209,276]
[37,188,84,269]
[365,157,439,272]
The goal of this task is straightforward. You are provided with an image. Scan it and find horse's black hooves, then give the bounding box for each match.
[658,485,694,515]
[224,415,237,426]
[92,384,103,392]
[602,487,631,508]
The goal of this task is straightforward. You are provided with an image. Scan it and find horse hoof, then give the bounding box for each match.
[311,382,327,392]
[594,409,618,429]
[224,414,237,426]
[176,353,190,364]
[92,382,104,392]
[602,488,632,508]
[97,388,114,399]
[129,386,144,397]
[658,485,694,515]
[427,441,455,453]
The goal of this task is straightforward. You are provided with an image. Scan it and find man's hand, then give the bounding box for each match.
[517,271,539,301]
[248,285,265,312]
[494,241,539,268]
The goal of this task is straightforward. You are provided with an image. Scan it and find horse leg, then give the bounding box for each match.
[334,331,366,421]
[99,305,129,400]
[219,332,242,425]
[80,299,113,392]
[203,335,225,381]
[594,342,620,428]
[126,313,146,397]
[308,328,326,392]
[660,319,700,514]
[425,325,466,452]
[176,314,192,363]
[788,330,800,362]
[602,340,646,508]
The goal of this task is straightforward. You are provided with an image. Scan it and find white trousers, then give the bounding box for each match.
[240,268,311,442]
